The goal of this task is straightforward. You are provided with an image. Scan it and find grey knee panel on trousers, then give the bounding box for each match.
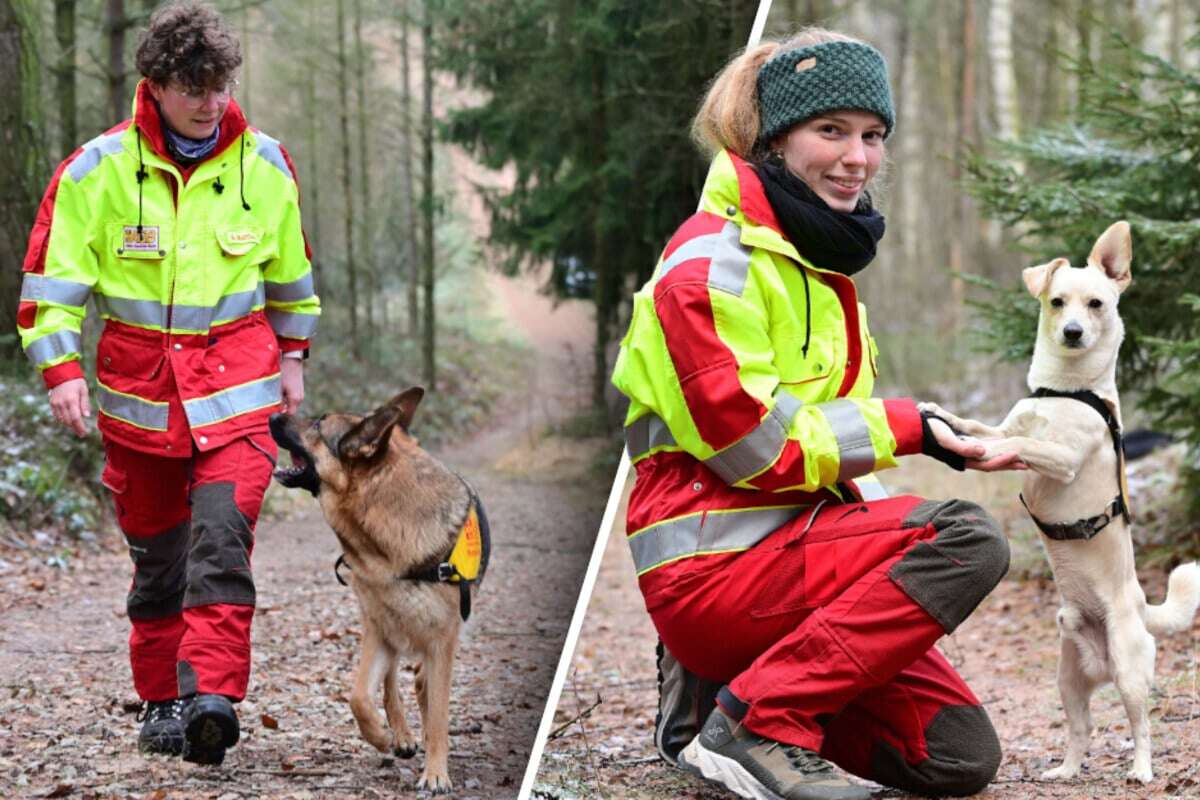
[869,704,1001,797]
[184,482,256,608]
[889,500,1009,633]
[125,521,190,619]
[655,639,722,765]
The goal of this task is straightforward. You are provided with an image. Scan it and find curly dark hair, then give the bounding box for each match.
[135,1,242,90]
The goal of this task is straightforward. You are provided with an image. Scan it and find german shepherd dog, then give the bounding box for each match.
[269,387,490,793]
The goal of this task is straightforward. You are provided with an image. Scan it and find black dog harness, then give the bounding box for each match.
[334,476,491,622]
[1018,388,1132,541]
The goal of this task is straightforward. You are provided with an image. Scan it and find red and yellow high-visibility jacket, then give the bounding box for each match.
[17,81,320,456]
[611,150,924,581]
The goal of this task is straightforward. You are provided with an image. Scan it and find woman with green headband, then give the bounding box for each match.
[611,28,1021,800]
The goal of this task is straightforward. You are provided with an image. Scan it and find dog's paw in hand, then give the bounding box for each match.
[1040,764,1080,781]
[418,769,453,794]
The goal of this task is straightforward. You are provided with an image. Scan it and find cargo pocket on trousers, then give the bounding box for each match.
[748,541,811,619]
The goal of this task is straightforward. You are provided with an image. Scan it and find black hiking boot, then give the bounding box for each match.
[137,697,189,756]
[181,694,240,765]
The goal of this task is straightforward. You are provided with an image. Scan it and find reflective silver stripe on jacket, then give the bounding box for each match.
[94,283,265,330]
[852,474,890,501]
[254,132,293,180]
[67,130,126,183]
[25,330,81,366]
[265,272,315,302]
[628,505,807,575]
[183,375,281,428]
[625,413,678,460]
[657,221,753,297]
[96,384,169,431]
[705,393,804,484]
[820,399,877,482]
[267,309,318,339]
[20,274,92,307]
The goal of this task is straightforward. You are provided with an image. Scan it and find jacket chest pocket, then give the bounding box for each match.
[214,224,269,264]
[775,333,837,395]
[106,222,172,262]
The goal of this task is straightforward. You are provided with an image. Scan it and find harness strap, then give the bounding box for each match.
[1030,387,1131,523]
[1019,492,1125,541]
[330,477,485,622]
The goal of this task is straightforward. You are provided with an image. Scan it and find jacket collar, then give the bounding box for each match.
[699,150,806,265]
[130,79,249,170]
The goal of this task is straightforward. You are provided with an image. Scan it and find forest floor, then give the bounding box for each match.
[0,267,611,800]
[534,447,1200,800]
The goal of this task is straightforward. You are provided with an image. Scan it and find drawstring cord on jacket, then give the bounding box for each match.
[800,264,812,359]
[135,128,148,235]
[239,134,251,211]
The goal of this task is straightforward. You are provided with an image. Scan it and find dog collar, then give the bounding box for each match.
[1020,387,1132,539]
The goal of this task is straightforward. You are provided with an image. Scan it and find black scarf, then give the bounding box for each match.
[754,158,885,276]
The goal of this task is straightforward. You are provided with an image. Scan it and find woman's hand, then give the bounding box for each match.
[926,415,1025,472]
[280,357,305,414]
[48,378,91,437]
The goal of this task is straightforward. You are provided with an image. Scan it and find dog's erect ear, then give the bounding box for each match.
[1022,258,1069,298]
[1088,220,1132,293]
[386,386,424,431]
[337,388,424,461]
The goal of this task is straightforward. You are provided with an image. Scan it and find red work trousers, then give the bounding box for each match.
[641,495,1009,794]
[102,432,277,702]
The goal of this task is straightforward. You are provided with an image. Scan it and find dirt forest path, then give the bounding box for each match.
[536,459,1200,800]
[0,268,608,799]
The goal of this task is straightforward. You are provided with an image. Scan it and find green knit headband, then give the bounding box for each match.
[756,40,895,146]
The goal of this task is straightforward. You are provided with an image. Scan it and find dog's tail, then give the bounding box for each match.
[1146,562,1200,636]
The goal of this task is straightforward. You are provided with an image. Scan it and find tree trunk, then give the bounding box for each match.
[589,52,611,413]
[989,0,1018,142]
[106,0,125,123]
[421,0,435,387]
[240,5,251,118]
[336,0,360,357]
[304,5,321,266]
[354,0,374,339]
[948,0,976,330]
[0,0,45,360]
[53,0,76,158]
[399,0,419,338]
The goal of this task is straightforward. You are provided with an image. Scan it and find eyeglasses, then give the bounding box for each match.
[168,79,239,103]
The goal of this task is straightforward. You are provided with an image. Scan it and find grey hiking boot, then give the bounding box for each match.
[655,639,722,766]
[679,706,870,800]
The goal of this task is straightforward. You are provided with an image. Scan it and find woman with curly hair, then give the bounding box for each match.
[612,28,1022,800]
[16,1,319,764]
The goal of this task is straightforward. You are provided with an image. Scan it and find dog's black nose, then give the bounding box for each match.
[1063,322,1083,342]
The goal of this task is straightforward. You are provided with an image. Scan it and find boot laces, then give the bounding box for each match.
[766,741,835,775]
[139,698,186,724]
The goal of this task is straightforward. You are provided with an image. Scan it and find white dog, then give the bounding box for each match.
[922,221,1200,784]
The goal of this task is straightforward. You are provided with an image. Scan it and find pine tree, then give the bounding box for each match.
[437,0,755,413]
[966,31,1200,520]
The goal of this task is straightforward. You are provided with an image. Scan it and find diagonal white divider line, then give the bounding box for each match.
[516,1,776,795]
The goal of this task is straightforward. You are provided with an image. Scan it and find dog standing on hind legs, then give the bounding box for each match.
[269,387,490,793]
[921,221,1200,784]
